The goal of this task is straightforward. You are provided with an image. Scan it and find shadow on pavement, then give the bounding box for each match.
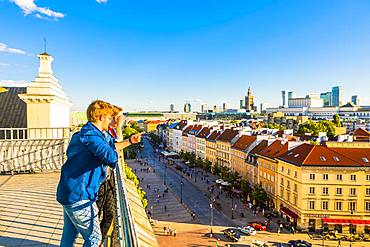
[0,236,58,247]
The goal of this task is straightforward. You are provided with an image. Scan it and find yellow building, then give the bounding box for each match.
[143,120,162,133]
[216,129,239,167]
[195,127,211,160]
[276,144,370,233]
[245,140,269,187]
[205,130,221,166]
[230,135,256,177]
[257,140,289,209]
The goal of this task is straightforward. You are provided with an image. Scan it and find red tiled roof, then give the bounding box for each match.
[175,120,188,130]
[259,140,288,159]
[353,128,370,137]
[249,140,269,155]
[182,125,194,136]
[232,135,257,151]
[278,143,364,167]
[196,127,211,138]
[206,130,221,141]
[329,148,370,166]
[216,129,239,142]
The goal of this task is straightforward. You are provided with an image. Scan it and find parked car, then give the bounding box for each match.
[248,222,267,231]
[237,226,257,235]
[288,240,312,247]
[223,228,241,242]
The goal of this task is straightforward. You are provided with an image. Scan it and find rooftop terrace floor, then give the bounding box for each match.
[0,173,82,247]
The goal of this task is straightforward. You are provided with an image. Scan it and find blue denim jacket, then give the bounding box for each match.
[56,122,118,205]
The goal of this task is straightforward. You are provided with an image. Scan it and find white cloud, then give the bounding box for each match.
[0,63,10,66]
[10,0,65,20]
[96,0,108,3]
[0,42,27,55]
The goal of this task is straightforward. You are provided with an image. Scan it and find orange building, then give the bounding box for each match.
[230,135,257,177]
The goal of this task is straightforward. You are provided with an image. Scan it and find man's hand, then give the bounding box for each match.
[129,133,143,144]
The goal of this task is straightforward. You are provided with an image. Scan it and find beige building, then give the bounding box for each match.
[245,140,269,187]
[205,130,221,165]
[216,129,239,167]
[276,144,370,233]
[195,127,211,160]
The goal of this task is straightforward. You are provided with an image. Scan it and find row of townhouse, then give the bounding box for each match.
[161,122,370,233]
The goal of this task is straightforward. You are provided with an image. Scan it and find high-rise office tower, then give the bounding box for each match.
[351,95,360,106]
[240,99,245,109]
[320,92,332,106]
[222,102,228,112]
[281,90,288,108]
[184,102,191,113]
[331,86,343,107]
[170,104,174,112]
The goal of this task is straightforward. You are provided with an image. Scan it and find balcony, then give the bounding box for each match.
[0,128,158,247]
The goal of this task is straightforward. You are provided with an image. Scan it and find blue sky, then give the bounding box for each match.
[1,0,370,111]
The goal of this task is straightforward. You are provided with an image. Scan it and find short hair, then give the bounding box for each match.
[112,105,123,117]
[86,100,114,122]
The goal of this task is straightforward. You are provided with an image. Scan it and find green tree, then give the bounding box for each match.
[125,164,147,208]
[240,179,252,198]
[130,121,143,132]
[213,162,220,176]
[252,184,268,208]
[333,114,341,127]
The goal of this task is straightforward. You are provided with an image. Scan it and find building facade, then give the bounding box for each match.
[216,129,239,167]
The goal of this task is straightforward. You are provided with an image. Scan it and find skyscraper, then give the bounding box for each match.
[222,102,228,112]
[281,90,288,108]
[239,99,245,109]
[288,91,294,99]
[245,87,255,112]
[320,92,332,106]
[201,103,208,113]
[331,86,343,107]
[170,104,174,112]
[351,95,360,106]
[184,102,191,113]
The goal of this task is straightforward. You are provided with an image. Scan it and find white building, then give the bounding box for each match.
[288,94,323,108]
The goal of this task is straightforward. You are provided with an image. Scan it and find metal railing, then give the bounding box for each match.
[113,154,138,247]
[0,140,66,174]
[0,127,70,140]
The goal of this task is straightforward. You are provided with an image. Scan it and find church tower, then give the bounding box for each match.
[18,52,72,138]
[245,87,255,112]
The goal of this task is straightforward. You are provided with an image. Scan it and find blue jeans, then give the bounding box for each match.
[60,200,102,247]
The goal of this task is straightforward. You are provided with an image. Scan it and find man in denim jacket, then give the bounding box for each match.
[56,100,140,247]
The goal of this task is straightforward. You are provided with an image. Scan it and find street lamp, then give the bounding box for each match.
[231,186,235,219]
[180,180,184,203]
[210,197,214,238]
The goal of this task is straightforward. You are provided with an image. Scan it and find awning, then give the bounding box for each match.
[280,207,298,219]
[323,218,370,225]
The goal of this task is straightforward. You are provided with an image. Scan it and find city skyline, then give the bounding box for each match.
[1,0,370,111]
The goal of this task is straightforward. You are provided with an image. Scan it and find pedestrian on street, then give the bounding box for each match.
[173,229,177,237]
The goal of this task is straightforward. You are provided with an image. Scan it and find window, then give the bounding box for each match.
[323,187,329,195]
[287,169,290,175]
[336,188,343,195]
[281,166,284,172]
[349,201,356,212]
[280,187,284,197]
[309,187,315,194]
[294,195,297,205]
[309,201,315,210]
[287,181,290,188]
[323,174,329,180]
[271,165,275,171]
[294,184,298,192]
[287,192,290,202]
[271,176,275,182]
[367,175,370,181]
[366,202,370,212]
[294,171,298,178]
[350,188,356,196]
[281,178,284,186]
[310,174,315,180]
[333,156,340,162]
[322,201,329,210]
[320,156,326,161]
[366,188,370,196]
[337,174,343,181]
[336,201,342,211]
[363,157,369,163]
[351,175,357,181]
